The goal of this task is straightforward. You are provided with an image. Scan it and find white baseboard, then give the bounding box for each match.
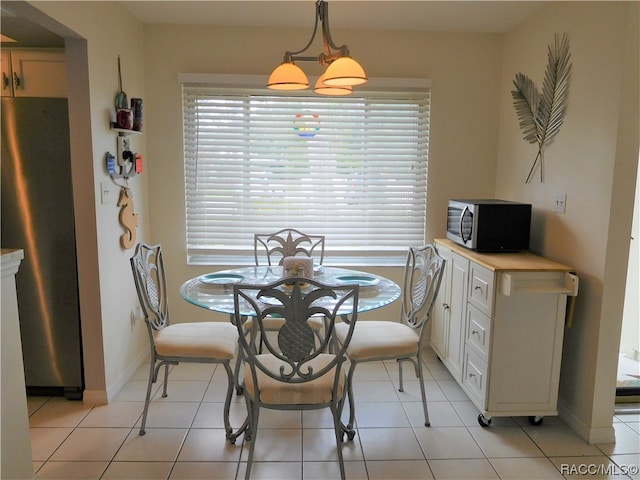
[558,399,615,444]
[105,348,150,403]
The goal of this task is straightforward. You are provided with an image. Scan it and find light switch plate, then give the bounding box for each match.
[100,181,110,204]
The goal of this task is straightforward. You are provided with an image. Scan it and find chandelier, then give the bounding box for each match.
[267,0,367,95]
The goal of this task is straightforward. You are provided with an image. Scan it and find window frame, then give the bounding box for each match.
[180,74,431,266]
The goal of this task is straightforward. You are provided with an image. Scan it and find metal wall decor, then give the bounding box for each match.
[511,33,572,183]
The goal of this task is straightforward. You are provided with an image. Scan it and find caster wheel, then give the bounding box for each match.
[529,416,544,426]
[478,414,492,427]
[229,437,236,445]
[235,386,244,395]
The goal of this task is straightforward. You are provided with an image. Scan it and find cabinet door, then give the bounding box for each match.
[444,252,469,381]
[430,246,452,358]
[10,50,67,98]
[1,52,13,97]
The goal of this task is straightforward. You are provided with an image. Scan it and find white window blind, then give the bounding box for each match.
[182,82,430,265]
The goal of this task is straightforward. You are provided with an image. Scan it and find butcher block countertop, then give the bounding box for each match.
[434,238,574,273]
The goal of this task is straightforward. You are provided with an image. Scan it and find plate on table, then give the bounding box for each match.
[334,275,380,287]
[258,295,284,306]
[199,273,244,285]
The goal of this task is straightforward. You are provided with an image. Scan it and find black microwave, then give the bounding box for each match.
[446,199,532,252]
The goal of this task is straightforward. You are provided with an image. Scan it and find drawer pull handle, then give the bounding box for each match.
[443,303,450,310]
[468,373,476,378]
[474,285,482,291]
[471,329,479,336]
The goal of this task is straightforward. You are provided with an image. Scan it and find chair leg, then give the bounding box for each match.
[244,401,260,480]
[139,359,160,435]
[162,363,170,397]
[330,403,347,480]
[397,356,430,426]
[222,360,249,445]
[221,362,236,442]
[416,354,430,427]
[343,362,358,440]
[233,344,244,395]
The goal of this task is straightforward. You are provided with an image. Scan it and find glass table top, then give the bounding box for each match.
[180,265,401,316]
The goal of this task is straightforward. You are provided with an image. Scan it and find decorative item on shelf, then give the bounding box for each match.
[131,97,143,131]
[115,55,128,110]
[116,108,133,130]
[267,0,367,96]
[511,33,572,183]
[117,187,138,249]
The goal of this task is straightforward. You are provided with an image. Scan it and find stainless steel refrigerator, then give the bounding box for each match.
[1,97,83,399]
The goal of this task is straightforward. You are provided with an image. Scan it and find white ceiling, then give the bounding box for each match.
[0,1,548,48]
[120,1,547,34]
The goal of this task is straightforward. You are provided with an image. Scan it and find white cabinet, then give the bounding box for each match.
[1,49,67,98]
[431,239,579,425]
[1,52,11,97]
[431,247,468,381]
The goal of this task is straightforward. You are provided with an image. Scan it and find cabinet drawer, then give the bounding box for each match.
[466,304,491,360]
[463,348,488,408]
[468,263,494,316]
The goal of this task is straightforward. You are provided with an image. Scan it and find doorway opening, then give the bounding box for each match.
[616,151,640,409]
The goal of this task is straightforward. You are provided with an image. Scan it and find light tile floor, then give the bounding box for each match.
[29,346,640,479]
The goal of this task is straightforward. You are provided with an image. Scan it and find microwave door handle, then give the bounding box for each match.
[460,206,469,243]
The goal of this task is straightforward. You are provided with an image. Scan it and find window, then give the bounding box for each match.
[182,76,430,265]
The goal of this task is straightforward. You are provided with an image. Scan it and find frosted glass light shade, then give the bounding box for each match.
[314,73,352,96]
[267,62,310,90]
[323,57,368,86]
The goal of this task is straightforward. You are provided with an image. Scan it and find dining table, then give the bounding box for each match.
[180,265,401,318]
[180,264,401,441]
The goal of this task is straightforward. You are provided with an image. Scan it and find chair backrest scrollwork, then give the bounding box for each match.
[233,278,358,386]
[130,243,169,331]
[254,228,325,266]
[401,245,445,337]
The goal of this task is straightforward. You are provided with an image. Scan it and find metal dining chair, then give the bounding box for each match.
[253,228,326,349]
[254,228,325,266]
[233,277,359,480]
[130,243,241,443]
[335,244,445,438]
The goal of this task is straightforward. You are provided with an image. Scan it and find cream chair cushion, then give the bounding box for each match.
[244,353,345,404]
[335,321,419,361]
[154,322,238,359]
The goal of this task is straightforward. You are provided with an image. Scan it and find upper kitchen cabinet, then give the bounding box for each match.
[1,49,67,98]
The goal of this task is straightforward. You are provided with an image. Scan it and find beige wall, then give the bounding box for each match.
[142,24,503,326]
[24,1,638,443]
[496,1,639,442]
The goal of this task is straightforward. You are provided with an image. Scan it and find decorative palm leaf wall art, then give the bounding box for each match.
[511,33,572,183]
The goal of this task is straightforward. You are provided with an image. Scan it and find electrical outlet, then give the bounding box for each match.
[117,136,130,165]
[554,193,567,213]
[130,306,143,328]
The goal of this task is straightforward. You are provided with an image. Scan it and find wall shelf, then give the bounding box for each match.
[110,123,142,135]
